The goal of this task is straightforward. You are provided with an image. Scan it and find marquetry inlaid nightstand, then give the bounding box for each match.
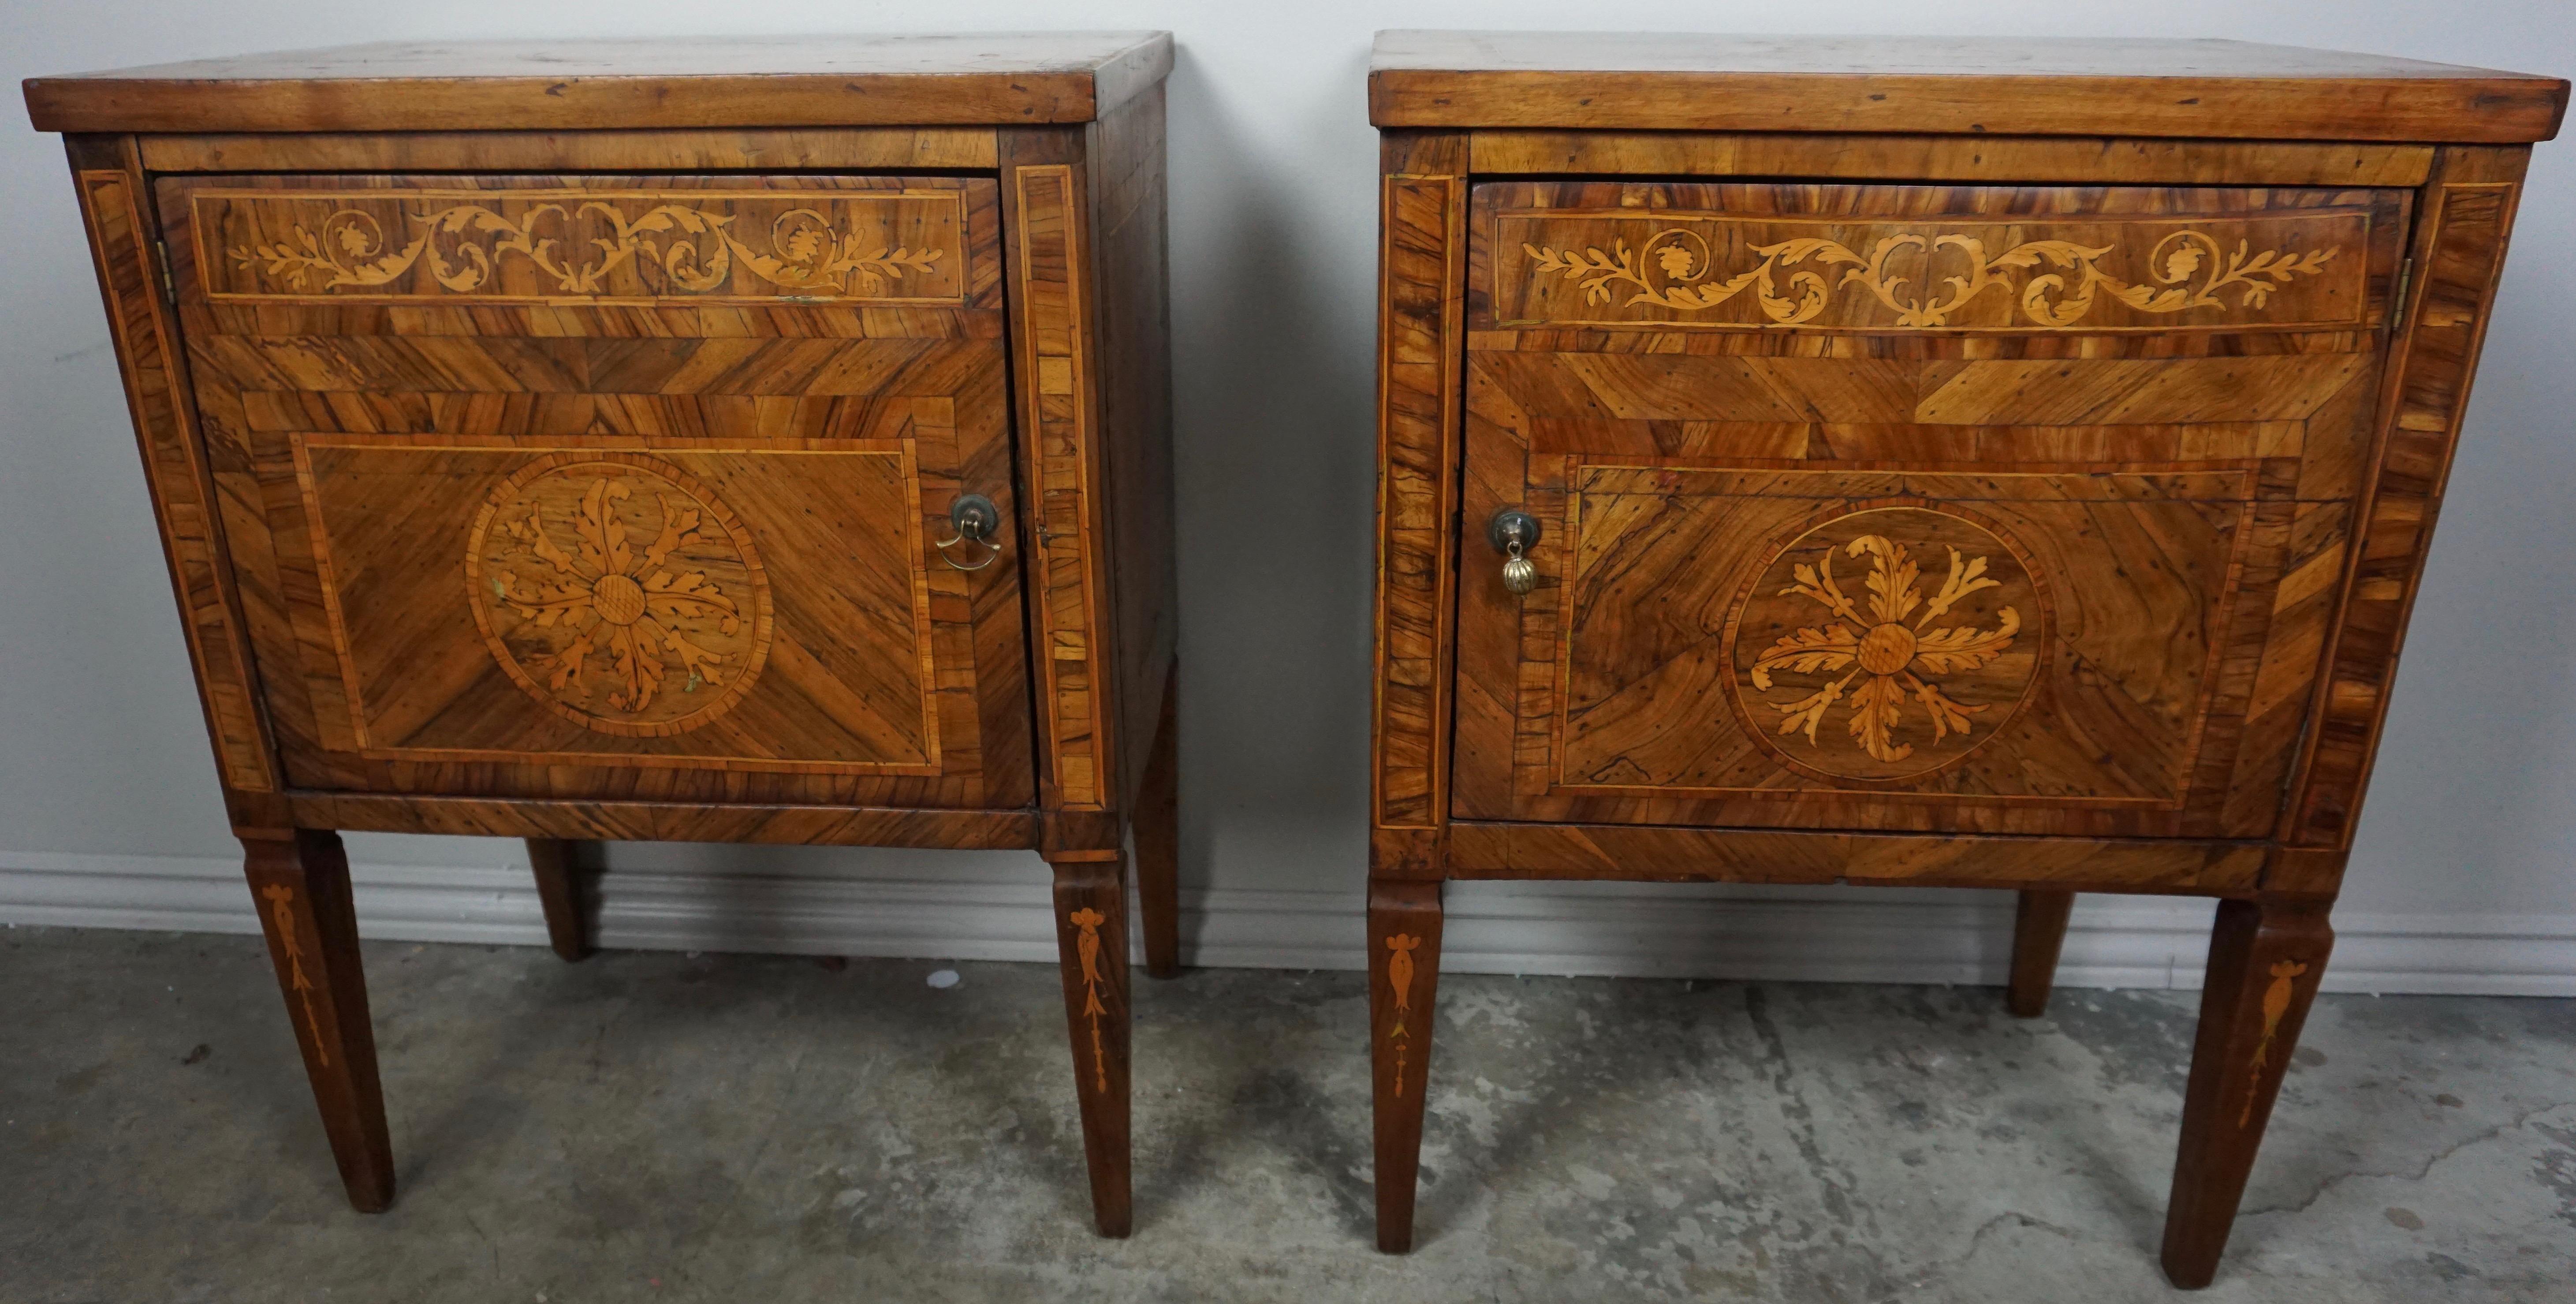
[26,32,1179,1236]
[1360,32,2565,1284]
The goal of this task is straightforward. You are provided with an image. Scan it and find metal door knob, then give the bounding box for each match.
[1489,508,1541,595]
[936,493,1003,571]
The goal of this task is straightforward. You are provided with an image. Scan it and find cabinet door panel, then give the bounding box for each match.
[1455,181,2405,838]
[161,173,1032,809]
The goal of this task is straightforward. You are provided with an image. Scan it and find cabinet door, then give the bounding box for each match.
[160,173,1032,809]
[1454,180,2407,838]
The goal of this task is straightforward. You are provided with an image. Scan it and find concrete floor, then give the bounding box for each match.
[3,927,2572,1303]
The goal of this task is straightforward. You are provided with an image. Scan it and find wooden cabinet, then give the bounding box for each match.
[1364,33,2565,1285]
[27,34,1178,1237]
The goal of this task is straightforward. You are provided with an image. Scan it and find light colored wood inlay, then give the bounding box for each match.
[1505,211,2364,332]
[464,455,772,737]
[1070,905,1111,1092]
[1386,932,1422,1097]
[1734,507,2036,775]
[2241,959,2311,1125]
[194,189,966,305]
[259,884,328,1063]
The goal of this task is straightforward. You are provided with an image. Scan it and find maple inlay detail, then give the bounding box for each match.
[1497,205,2368,332]
[260,884,328,1066]
[465,455,772,737]
[1070,907,1111,1093]
[1727,506,2045,782]
[196,190,964,303]
[1386,933,1422,1098]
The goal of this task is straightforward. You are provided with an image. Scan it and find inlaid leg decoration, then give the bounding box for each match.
[1134,671,1182,979]
[524,838,596,962]
[242,830,395,1212]
[2007,889,2076,1017]
[1369,879,1445,1253]
[1050,853,1133,1237]
[2162,896,2333,1289]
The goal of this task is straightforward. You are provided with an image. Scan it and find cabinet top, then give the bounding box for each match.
[1370,32,2566,143]
[25,32,1174,134]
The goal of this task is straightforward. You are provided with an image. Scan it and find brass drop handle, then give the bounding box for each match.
[936,493,1003,571]
[1489,508,1541,596]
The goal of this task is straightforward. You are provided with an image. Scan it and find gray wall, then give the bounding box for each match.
[4,2,2572,972]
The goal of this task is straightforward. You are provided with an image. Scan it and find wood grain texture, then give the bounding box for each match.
[1089,84,1180,817]
[138,129,998,175]
[289,793,1037,847]
[163,173,1034,811]
[191,187,973,305]
[1133,670,1181,979]
[1446,823,2264,892]
[2007,889,2076,1016]
[2287,147,2531,849]
[524,838,596,961]
[1371,33,2568,142]
[27,33,1175,132]
[242,830,393,1212]
[1365,41,2545,1279]
[1001,132,1118,814]
[1452,180,2401,841]
[1373,132,1469,831]
[2162,896,2334,1288]
[1485,182,2388,334]
[1469,132,2436,187]
[1050,856,1133,1237]
[68,145,279,800]
[47,57,1174,1241]
[1369,879,1444,1253]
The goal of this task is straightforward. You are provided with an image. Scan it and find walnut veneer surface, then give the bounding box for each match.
[28,32,1178,1239]
[1362,30,2564,1288]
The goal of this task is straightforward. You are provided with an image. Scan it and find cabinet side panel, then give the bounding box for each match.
[1374,132,1468,833]
[1086,86,1176,812]
[67,140,280,798]
[2287,146,2530,849]
[1003,131,1117,815]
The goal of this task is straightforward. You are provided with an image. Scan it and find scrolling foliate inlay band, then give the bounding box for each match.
[1499,211,2367,332]
[193,190,967,304]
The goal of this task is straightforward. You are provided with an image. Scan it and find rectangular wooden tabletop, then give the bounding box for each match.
[1369,32,2567,142]
[26,32,1174,133]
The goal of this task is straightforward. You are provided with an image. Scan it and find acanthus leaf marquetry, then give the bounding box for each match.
[464,454,772,736]
[1450,179,2408,841]
[197,188,966,304]
[160,172,1033,809]
[44,36,1179,1242]
[1483,183,2386,334]
[1371,36,2556,1277]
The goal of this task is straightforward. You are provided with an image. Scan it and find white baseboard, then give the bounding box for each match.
[6,849,2575,996]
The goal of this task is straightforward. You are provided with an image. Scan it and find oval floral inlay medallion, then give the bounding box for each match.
[1724,504,2048,783]
[464,454,771,737]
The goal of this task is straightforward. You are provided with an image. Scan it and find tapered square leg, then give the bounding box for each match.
[1369,879,1444,1253]
[2162,897,2333,1288]
[242,830,395,1212]
[1049,853,1133,1237]
[1133,670,1182,980]
[2007,889,2076,1017]
[524,838,596,962]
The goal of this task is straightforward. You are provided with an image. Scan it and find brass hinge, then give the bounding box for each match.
[152,238,178,306]
[2392,256,2415,321]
